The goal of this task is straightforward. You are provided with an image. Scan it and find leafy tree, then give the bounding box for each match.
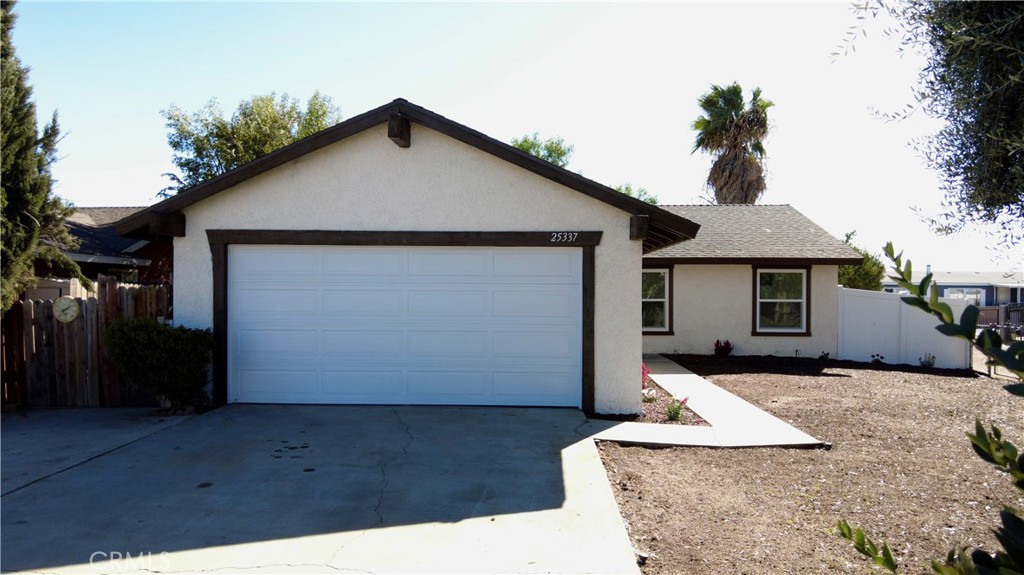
[843,1,1024,243]
[615,183,658,205]
[838,231,885,291]
[510,132,574,168]
[691,83,774,205]
[161,91,341,195]
[1,1,84,311]
[838,245,1024,574]
[510,133,658,204]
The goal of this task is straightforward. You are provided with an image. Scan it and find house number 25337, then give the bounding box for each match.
[550,232,579,243]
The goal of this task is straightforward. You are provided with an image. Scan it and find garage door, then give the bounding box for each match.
[227,245,582,406]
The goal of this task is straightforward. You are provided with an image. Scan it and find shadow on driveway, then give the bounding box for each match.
[2,405,637,574]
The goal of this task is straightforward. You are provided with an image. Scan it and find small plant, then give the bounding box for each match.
[641,363,657,402]
[919,352,936,368]
[665,396,689,421]
[818,352,831,361]
[714,339,733,356]
[871,353,885,364]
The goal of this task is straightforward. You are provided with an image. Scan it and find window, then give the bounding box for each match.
[642,269,670,333]
[755,268,808,334]
[944,288,983,306]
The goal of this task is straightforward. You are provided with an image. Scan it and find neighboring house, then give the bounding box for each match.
[32,207,173,288]
[117,98,700,415]
[641,205,863,358]
[882,271,1023,306]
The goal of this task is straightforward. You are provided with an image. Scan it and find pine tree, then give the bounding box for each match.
[1,1,83,311]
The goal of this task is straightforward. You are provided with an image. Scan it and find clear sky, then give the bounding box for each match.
[10,1,1022,273]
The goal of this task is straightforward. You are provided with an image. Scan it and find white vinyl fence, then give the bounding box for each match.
[837,287,972,369]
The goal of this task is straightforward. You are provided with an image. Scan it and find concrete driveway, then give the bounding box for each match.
[1,405,638,574]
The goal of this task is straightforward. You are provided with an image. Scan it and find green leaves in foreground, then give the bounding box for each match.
[883,242,1024,379]
[836,520,898,573]
[836,244,1024,575]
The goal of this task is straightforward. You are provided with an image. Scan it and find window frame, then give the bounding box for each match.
[752,266,811,336]
[642,267,673,335]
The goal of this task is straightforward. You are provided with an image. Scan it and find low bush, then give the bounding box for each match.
[105,318,213,412]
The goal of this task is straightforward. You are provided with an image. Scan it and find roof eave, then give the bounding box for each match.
[643,256,865,266]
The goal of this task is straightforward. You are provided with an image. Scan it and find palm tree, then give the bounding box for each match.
[692,83,774,204]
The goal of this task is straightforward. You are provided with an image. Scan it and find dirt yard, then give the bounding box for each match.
[600,355,1024,575]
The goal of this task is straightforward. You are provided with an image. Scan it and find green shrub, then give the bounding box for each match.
[105,318,213,412]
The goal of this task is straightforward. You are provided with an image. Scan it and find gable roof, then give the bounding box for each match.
[644,204,862,265]
[67,207,151,265]
[116,98,699,253]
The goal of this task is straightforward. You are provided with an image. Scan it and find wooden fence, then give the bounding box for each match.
[1,276,171,409]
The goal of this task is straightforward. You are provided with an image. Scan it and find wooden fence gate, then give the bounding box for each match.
[1,276,171,409]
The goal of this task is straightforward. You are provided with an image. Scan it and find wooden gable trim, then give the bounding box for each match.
[117,99,699,252]
[206,229,601,415]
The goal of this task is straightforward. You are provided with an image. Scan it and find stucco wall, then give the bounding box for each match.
[642,264,841,358]
[174,123,643,414]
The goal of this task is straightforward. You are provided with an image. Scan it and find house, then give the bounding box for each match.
[117,98,700,415]
[882,271,1023,306]
[30,207,172,299]
[641,205,863,357]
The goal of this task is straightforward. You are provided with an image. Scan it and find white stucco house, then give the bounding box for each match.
[118,99,701,415]
[640,205,862,358]
[118,99,861,415]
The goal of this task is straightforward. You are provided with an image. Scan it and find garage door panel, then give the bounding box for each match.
[229,245,581,407]
[493,371,576,397]
[322,371,405,396]
[493,332,574,358]
[323,249,404,275]
[233,248,319,276]
[237,289,320,314]
[322,290,405,316]
[408,330,489,355]
[493,290,576,318]
[237,370,318,397]
[408,290,488,316]
[494,251,575,277]
[409,251,490,276]
[238,329,318,356]
[321,330,406,355]
[410,371,489,396]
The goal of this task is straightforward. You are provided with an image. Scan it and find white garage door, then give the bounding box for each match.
[227,245,582,406]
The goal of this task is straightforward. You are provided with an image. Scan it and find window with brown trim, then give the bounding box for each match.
[642,269,672,334]
[753,268,809,335]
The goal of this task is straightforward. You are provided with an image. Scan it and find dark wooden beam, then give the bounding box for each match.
[629,214,649,241]
[148,212,186,237]
[388,114,411,148]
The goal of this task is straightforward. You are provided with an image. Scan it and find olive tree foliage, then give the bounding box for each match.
[511,133,657,204]
[510,132,574,168]
[838,244,1023,575]
[615,183,658,205]
[160,91,341,195]
[838,231,885,291]
[691,82,773,205]
[839,1,1024,244]
[1,1,85,312]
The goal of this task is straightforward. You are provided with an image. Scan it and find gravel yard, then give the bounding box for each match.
[600,354,1024,575]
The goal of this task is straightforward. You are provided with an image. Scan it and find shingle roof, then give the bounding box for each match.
[116,98,699,253]
[645,204,862,264]
[67,207,147,257]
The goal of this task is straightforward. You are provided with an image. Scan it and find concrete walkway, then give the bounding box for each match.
[583,355,826,449]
